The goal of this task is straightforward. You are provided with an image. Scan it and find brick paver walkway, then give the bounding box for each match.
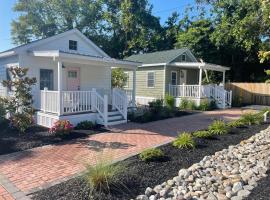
[0,185,13,200]
[0,109,243,199]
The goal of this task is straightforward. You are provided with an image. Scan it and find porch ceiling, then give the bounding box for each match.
[169,62,230,72]
[29,50,140,69]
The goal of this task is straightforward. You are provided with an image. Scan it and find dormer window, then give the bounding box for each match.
[69,40,77,50]
[181,54,186,62]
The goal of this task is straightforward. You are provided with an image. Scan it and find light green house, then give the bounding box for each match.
[124,48,232,108]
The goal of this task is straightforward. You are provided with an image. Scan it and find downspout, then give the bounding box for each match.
[163,64,167,99]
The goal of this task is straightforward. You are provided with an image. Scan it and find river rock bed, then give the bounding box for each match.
[136,126,270,200]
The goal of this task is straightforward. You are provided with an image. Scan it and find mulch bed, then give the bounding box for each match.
[0,123,107,156]
[32,123,269,200]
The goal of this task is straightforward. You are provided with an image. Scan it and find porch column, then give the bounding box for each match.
[57,61,62,115]
[222,70,226,87]
[132,69,136,107]
[198,67,203,99]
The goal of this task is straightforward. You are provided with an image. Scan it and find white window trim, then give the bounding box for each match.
[124,72,129,88]
[181,54,186,62]
[147,71,155,88]
[171,71,177,85]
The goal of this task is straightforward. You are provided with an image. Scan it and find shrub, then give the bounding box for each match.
[0,103,6,123]
[173,132,196,149]
[1,67,36,133]
[187,100,197,110]
[149,99,163,112]
[208,120,228,135]
[165,94,174,109]
[179,98,189,110]
[227,120,246,128]
[240,112,264,126]
[75,120,96,130]
[49,120,73,136]
[198,99,210,111]
[85,160,122,192]
[139,148,165,162]
[193,130,214,138]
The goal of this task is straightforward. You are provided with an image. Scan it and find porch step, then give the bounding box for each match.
[97,110,127,126]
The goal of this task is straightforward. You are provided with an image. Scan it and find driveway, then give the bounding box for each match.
[0,109,243,199]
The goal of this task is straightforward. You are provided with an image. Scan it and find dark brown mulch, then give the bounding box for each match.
[0,123,107,156]
[32,123,269,200]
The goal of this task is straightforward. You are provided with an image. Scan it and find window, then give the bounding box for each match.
[40,69,53,90]
[181,54,186,61]
[171,71,177,85]
[68,71,77,78]
[124,72,129,87]
[69,40,77,50]
[147,72,155,88]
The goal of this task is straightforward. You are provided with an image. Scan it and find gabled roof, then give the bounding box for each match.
[0,29,109,58]
[125,48,192,65]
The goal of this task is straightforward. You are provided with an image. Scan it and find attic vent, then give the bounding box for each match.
[69,40,77,50]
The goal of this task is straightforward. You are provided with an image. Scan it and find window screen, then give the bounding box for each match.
[40,69,53,90]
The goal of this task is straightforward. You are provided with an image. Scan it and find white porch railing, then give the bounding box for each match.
[41,90,59,114]
[91,89,108,126]
[123,89,133,106]
[112,88,127,120]
[169,84,232,108]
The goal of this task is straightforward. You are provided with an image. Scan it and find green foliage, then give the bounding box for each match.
[227,120,246,128]
[165,94,174,109]
[139,148,165,162]
[193,130,214,138]
[111,68,128,88]
[49,120,74,136]
[239,113,264,126]
[149,99,163,113]
[179,98,189,110]
[75,120,97,130]
[1,67,36,133]
[173,132,196,149]
[208,120,228,135]
[0,103,6,124]
[85,160,123,192]
[198,99,216,111]
[187,101,197,110]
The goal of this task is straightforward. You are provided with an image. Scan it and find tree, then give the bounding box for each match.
[111,68,128,88]
[0,67,36,133]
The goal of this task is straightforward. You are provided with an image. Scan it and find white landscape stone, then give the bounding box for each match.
[135,126,270,200]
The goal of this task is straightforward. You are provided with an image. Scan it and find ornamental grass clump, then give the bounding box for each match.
[84,160,123,192]
[165,94,175,109]
[193,130,214,138]
[173,132,196,149]
[139,148,165,162]
[239,112,264,126]
[208,120,228,135]
[49,120,73,136]
[227,119,246,128]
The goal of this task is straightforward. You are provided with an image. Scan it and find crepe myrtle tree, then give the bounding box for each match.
[111,68,128,88]
[0,67,36,133]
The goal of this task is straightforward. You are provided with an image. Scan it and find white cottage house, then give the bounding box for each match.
[0,29,139,128]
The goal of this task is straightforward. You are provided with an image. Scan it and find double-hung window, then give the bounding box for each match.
[171,71,177,85]
[147,72,155,88]
[40,69,53,90]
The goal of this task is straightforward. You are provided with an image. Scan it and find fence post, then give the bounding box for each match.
[104,95,108,127]
[43,87,47,113]
[91,88,96,112]
[229,90,232,107]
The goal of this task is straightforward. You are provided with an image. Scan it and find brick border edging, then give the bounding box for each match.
[0,173,30,200]
[26,138,175,196]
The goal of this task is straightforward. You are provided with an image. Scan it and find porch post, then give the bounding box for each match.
[222,70,226,87]
[132,69,136,107]
[57,61,62,115]
[198,67,203,99]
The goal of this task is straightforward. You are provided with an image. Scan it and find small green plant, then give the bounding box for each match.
[84,160,122,192]
[227,120,246,128]
[240,112,263,126]
[165,94,174,109]
[193,130,214,138]
[139,148,165,162]
[179,98,189,110]
[187,100,197,110]
[75,120,96,130]
[173,132,196,149]
[149,99,163,111]
[208,120,228,135]
[198,99,210,111]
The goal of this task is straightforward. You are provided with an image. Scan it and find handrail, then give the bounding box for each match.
[112,88,127,120]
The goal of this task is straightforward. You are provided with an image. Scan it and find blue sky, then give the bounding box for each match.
[0,0,196,52]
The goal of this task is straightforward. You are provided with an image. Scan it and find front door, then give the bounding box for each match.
[66,67,80,91]
[179,70,187,85]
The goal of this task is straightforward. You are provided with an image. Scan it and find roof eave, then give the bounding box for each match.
[0,51,17,58]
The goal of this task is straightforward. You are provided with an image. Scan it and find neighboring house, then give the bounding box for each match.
[125,48,232,108]
[0,29,139,127]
